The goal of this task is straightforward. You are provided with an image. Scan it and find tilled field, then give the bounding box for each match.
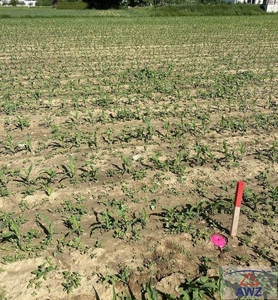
[0,14,277,300]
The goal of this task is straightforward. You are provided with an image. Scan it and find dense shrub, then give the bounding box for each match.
[10,0,19,6]
[57,1,87,9]
[125,0,151,6]
[148,3,265,16]
[36,0,52,6]
[85,0,121,9]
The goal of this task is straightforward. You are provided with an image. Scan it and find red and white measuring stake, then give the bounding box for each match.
[230,181,245,237]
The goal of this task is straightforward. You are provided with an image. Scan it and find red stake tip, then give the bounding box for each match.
[235,181,244,207]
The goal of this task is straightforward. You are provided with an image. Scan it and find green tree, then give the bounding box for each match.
[10,0,19,6]
[85,0,121,8]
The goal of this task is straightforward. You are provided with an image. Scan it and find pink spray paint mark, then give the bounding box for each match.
[210,234,227,249]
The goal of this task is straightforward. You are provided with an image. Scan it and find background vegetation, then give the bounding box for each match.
[0,3,267,16]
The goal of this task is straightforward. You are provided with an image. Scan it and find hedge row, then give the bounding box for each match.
[36,0,52,5]
[56,1,87,9]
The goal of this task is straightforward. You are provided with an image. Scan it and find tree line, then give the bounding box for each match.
[85,0,184,9]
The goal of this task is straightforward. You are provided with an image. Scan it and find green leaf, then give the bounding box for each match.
[146,279,159,300]
[112,284,117,300]
[1,231,16,239]
[10,220,20,238]
[180,290,191,300]
[46,186,52,196]
[202,282,217,289]
[46,265,54,272]
[192,290,201,299]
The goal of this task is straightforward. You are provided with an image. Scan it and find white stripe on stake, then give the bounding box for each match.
[230,181,244,237]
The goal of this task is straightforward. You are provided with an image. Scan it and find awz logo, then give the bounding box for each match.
[236,287,262,297]
[222,267,277,300]
[236,272,262,297]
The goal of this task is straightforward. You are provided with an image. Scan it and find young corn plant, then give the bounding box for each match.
[64,215,83,236]
[149,152,168,171]
[91,202,147,241]
[163,120,170,138]
[144,118,154,140]
[222,140,231,161]
[237,141,246,160]
[268,138,278,162]
[143,279,159,300]
[194,142,215,166]
[18,133,33,154]
[61,154,78,184]
[35,214,54,245]
[80,162,99,182]
[122,155,133,174]
[0,167,9,197]
[37,168,58,196]
[16,164,37,196]
[102,127,114,144]
[1,218,23,250]
[13,115,30,131]
[2,135,20,154]
[38,169,57,184]
[88,130,98,148]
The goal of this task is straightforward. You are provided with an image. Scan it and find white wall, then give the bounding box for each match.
[222,0,263,3]
[265,3,278,11]
[0,0,36,5]
[23,1,36,5]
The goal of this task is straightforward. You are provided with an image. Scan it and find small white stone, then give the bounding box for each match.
[132,154,141,161]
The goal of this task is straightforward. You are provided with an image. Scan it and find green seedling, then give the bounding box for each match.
[38,168,58,195]
[163,120,170,138]
[140,207,148,228]
[199,256,215,276]
[144,118,154,139]
[15,164,36,196]
[36,214,54,242]
[0,167,9,197]
[122,155,132,174]
[91,202,147,240]
[28,259,55,289]
[268,138,278,162]
[88,130,98,148]
[179,276,219,300]
[13,115,30,130]
[18,134,33,153]
[38,169,57,184]
[59,199,88,216]
[80,162,99,182]
[0,289,6,300]
[217,268,224,300]
[194,142,215,166]
[66,237,84,252]
[237,141,246,159]
[62,271,82,294]
[102,127,114,144]
[17,164,35,185]
[143,279,159,300]
[1,218,23,250]
[64,215,83,236]
[2,135,20,154]
[222,140,231,160]
[94,240,102,248]
[61,154,77,184]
